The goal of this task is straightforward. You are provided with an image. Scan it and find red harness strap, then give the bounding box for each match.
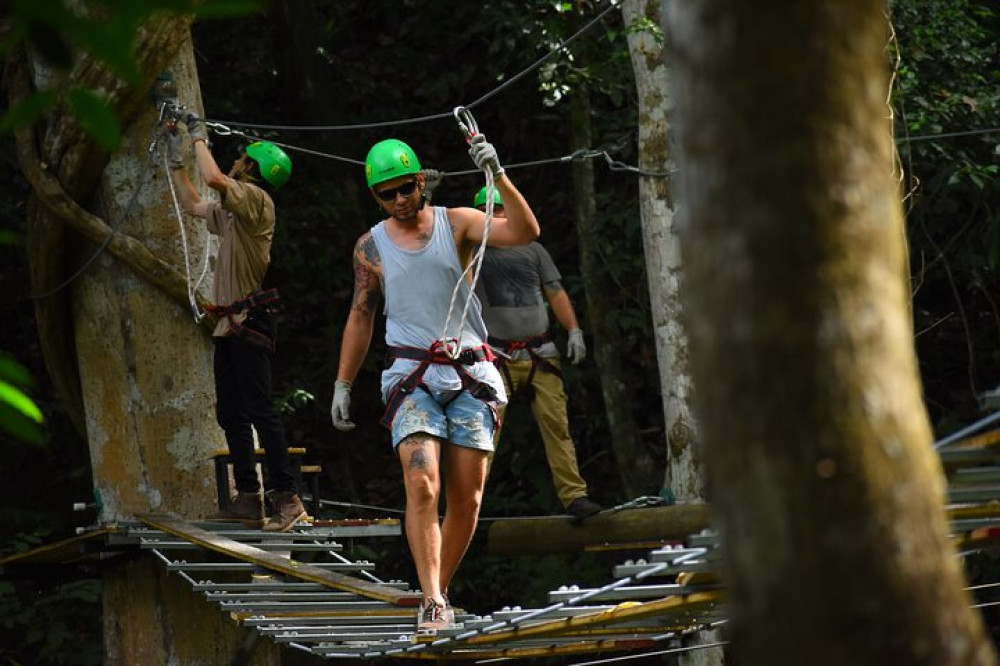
[206,288,280,351]
[380,340,498,429]
[489,334,563,391]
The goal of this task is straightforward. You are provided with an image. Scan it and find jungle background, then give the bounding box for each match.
[1,0,1000,662]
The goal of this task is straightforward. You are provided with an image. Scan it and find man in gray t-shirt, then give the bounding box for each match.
[473,187,602,522]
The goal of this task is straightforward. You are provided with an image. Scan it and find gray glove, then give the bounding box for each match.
[566,329,586,365]
[331,380,355,431]
[186,113,208,144]
[468,134,504,177]
[164,127,184,170]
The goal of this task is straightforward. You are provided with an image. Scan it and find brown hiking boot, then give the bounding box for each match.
[262,491,307,532]
[209,491,265,527]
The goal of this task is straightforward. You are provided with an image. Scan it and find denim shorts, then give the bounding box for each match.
[390,387,497,451]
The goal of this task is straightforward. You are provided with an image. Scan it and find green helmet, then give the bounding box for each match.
[365,139,421,188]
[473,186,503,208]
[245,141,292,188]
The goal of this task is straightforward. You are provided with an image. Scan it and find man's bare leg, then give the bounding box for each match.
[398,433,446,606]
[439,443,489,593]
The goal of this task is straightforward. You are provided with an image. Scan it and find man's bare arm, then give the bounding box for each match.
[336,233,382,383]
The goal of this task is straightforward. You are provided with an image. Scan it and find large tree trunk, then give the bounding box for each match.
[569,87,659,499]
[667,1,996,664]
[622,0,703,503]
[9,15,279,665]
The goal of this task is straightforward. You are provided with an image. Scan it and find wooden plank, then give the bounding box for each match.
[453,591,723,647]
[137,514,420,606]
[487,505,712,556]
[0,527,117,567]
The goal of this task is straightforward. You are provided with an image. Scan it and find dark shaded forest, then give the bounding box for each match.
[2,0,1000,662]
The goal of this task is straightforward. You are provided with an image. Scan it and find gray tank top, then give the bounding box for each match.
[371,206,506,404]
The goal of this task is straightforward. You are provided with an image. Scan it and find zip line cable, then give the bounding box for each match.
[200,0,623,133]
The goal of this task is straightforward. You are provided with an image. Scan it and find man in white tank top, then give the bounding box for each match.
[331,136,539,632]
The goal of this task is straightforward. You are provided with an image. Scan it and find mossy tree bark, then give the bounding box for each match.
[7,14,277,665]
[622,0,703,503]
[667,0,996,663]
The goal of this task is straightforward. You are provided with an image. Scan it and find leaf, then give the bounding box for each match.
[0,230,21,245]
[0,380,43,424]
[0,354,35,388]
[66,87,121,151]
[0,401,45,447]
[0,89,57,133]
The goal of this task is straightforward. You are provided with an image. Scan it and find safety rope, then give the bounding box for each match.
[159,139,212,322]
[436,106,495,360]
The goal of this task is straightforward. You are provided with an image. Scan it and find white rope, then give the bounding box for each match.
[438,108,495,358]
[161,141,212,322]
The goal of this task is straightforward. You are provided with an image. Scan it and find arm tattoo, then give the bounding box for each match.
[360,234,380,265]
[351,234,382,313]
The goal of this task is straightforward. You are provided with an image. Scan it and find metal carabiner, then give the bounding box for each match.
[204,120,233,136]
[453,106,479,140]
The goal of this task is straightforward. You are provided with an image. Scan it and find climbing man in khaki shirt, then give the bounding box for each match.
[166,114,306,532]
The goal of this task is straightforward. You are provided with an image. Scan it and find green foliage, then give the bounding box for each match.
[891,0,1000,424]
[0,533,101,666]
[275,388,315,416]
[0,352,44,447]
[0,576,102,666]
[0,0,262,150]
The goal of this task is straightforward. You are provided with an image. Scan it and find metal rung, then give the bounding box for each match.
[953,467,1000,483]
[948,487,1000,503]
[547,584,716,602]
[686,532,720,547]
[192,581,325,592]
[242,613,417,627]
[951,517,1000,532]
[648,547,710,562]
[218,600,399,612]
[489,605,617,621]
[193,580,409,592]
[165,561,372,572]
[141,538,343,552]
[208,591,375,602]
[269,627,417,643]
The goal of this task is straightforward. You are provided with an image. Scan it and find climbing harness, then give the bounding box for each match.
[490,334,563,400]
[205,288,281,352]
[379,340,499,428]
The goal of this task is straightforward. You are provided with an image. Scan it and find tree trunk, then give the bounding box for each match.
[667,1,996,664]
[10,15,279,665]
[569,87,659,499]
[622,0,703,503]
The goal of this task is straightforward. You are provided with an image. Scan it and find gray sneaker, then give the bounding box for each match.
[442,593,456,626]
[416,598,450,633]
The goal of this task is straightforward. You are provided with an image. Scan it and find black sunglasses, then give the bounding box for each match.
[376,179,418,202]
